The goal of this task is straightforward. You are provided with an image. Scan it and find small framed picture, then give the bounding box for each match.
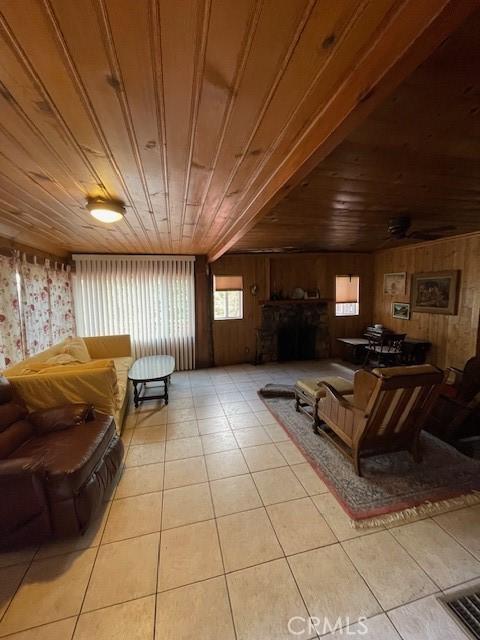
[384,272,407,296]
[392,302,410,320]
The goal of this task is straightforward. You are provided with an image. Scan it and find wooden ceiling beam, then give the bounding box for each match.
[207,0,477,262]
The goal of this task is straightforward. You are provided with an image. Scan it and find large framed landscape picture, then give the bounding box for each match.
[411,270,459,315]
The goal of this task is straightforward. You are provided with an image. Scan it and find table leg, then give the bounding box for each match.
[133,381,139,408]
[164,379,169,405]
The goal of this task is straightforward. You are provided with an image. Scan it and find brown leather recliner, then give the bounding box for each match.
[0,376,123,549]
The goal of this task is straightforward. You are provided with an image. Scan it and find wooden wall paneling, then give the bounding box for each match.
[211,254,268,366]
[0,221,70,258]
[211,252,374,366]
[326,253,374,355]
[373,233,480,370]
[0,236,70,261]
[194,255,214,368]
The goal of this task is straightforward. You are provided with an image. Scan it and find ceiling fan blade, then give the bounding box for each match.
[424,225,455,233]
[408,231,444,241]
[377,236,396,249]
[408,225,455,239]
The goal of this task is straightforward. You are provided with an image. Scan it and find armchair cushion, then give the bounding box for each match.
[296,376,353,399]
[29,404,95,436]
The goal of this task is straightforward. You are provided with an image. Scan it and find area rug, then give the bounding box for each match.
[260,394,480,529]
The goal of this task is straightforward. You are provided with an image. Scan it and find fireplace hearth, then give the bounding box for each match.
[256,300,329,363]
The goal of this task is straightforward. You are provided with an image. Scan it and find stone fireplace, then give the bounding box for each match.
[256,300,329,363]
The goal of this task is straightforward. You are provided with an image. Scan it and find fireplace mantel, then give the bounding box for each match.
[259,299,332,306]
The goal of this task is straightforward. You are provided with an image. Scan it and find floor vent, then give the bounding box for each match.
[440,588,480,639]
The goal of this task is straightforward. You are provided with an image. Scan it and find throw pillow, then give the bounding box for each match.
[62,337,91,363]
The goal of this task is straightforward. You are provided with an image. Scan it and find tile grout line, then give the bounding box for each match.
[389,517,480,591]
[245,464,334,635]
[0,614,79,640]
[341,530,437,616]
[433,510,480,563]
[203,432,239,640]
[69,492,115,638]
[384,523,448,594]
[1,416,131,636]
[3,363,470,638]
[71,408,136,636]
[0,551,38,631]
[152,427,168,640]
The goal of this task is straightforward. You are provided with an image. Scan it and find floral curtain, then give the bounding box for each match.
[0,254,76,367]
[46,263,76,343]
[0,255,23,368]
[20,259,52,356]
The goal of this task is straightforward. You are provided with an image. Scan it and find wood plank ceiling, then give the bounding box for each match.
[0,0,475,258]
[233,6,480,254]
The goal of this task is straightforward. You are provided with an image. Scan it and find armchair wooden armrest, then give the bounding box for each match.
[321,382,366,417]
[321,382,353,408]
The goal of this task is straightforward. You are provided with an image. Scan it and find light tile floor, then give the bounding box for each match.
[1,360,480,639]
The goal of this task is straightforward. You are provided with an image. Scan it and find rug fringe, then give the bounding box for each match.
[351,491,480,529]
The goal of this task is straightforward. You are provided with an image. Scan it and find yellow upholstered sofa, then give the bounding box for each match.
[3,335,132,432]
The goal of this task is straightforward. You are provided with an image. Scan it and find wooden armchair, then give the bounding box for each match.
[316,364,444,476]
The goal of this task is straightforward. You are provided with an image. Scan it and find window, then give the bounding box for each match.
[214,275,243,320]
[73,255,196,370]
[335,275,359,316]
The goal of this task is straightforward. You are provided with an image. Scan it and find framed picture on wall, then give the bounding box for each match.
[392,302,410,320]
[411,270,459,315]
[384,272,406,296]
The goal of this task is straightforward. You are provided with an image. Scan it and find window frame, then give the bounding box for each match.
[213,276,244,321]
[335,275,360,317]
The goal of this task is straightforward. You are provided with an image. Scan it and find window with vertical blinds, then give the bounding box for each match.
[72,255,195,370]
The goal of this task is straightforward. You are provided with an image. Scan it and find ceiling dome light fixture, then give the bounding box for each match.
[86,196,126,223]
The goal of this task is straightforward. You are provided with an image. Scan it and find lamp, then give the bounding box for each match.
[86,197,125,223]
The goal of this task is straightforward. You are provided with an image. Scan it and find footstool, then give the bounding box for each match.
[295,376,354,429]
